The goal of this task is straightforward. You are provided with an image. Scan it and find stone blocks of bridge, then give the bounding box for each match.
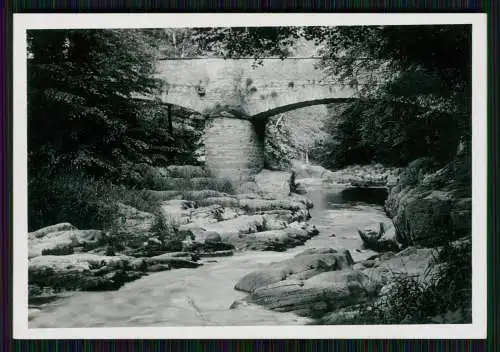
[204,117,264,185]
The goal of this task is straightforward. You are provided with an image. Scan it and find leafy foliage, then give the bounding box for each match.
[264,116,296,170]
[159,28,208,58]
[192,27,300,66]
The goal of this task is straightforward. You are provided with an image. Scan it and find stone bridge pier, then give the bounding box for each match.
[204,115,265,184]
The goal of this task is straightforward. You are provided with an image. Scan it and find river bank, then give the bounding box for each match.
[28,161,471,327]
[29,177,392,327]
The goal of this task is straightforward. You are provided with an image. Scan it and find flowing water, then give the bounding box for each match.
[29,182,390,328]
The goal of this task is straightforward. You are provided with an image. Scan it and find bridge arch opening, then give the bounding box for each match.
[250,97,359,122]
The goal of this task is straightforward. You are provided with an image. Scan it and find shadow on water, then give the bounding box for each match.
[327,187,388,207]
[306,185,389,216]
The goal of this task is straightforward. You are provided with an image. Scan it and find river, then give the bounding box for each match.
[29,182,391,328]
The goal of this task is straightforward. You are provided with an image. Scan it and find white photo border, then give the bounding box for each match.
[13,13,488,339]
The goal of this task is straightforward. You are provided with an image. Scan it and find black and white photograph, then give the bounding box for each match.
[13,14,487,339]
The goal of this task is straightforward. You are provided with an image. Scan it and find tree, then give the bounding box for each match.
[27,29,165,179]
[27,29,206,230]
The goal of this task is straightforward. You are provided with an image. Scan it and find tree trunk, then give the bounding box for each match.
[167,104,173,135]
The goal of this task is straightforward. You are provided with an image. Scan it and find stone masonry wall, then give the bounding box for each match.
[155,58,357,117]
[204,117,264,184]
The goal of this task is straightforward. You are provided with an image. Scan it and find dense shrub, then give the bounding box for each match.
[28,171,120,231]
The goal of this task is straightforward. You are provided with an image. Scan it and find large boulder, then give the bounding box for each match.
[245,270,379,316]
[357,221,402,252]
[235,248,353,293]
[392,190,454,247]
[254,169,293,197]
[385,157,471,247]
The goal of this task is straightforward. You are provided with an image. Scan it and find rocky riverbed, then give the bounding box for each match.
[28,162,470,327]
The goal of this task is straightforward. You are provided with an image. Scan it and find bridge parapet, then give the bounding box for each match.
[154,58,359,118]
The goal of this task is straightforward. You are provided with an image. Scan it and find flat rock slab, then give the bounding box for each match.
[29,229,105,258]
[246,269,379,316]
[232,226,318,252]
[235,248,353,293]
[238,198,306,213]
[29,223,76,240]
[201,215,266,241]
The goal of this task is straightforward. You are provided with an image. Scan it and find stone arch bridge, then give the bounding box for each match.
[149,57,360,184]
